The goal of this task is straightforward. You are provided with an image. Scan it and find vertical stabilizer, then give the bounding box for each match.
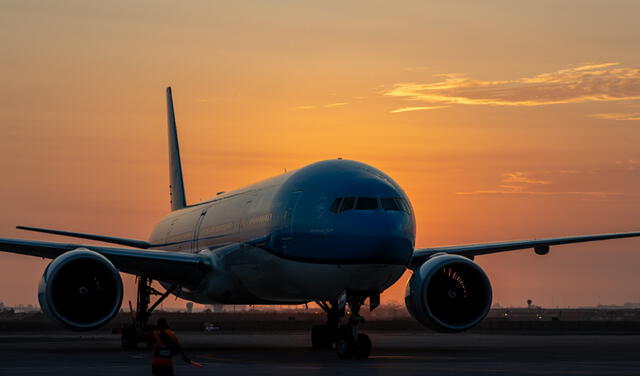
[166,87,187,211]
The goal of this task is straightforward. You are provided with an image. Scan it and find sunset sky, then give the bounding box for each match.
[2,1,640,310]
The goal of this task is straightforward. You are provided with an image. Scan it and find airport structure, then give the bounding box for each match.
[1,88,640,359]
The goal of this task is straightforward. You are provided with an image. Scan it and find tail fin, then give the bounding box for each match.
[166,87,187,211]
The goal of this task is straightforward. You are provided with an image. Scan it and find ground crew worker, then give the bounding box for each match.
[144,318,190,376]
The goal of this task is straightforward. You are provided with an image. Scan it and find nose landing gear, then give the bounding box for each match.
[313,294,373,359]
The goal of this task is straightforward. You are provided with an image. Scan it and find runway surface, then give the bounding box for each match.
[1,331,639,375]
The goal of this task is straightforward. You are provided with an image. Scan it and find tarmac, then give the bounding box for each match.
[1,331,640,376]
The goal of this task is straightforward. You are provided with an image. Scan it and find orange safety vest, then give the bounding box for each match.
[151,329,178,366]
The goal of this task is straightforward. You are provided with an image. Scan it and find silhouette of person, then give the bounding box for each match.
[144,318,189,376]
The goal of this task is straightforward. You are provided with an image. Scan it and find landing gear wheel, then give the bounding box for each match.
[335,333,356,359]
[121,324,139,349]
[316,296,372,359]
[355,333,372,359]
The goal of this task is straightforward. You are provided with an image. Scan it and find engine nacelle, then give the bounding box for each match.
[38,248,123,331]
[405,254,492,332]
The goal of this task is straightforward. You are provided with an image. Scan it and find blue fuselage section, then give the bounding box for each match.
[151,159,415,265]
[267,160,415,265]
[149,159,416,302]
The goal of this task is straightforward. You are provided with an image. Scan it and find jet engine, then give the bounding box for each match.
[38,248,123,331]
[405,254,492,332]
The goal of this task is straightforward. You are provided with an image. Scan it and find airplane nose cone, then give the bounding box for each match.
[268,210,414,265]
[340,212,414,264]
[269,159,417,265]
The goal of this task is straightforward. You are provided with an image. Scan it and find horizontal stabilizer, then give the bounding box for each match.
[16,226,151,249]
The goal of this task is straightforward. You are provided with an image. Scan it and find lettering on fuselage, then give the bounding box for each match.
[247,213,273,226]
[202,222,237,236]
[309,228,334,235]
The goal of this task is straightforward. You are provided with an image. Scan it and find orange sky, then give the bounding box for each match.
[2,1,640,309]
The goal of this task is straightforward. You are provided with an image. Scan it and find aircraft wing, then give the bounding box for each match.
[410,231,640,268]
[0,238,211,289]
[15,226,152,249]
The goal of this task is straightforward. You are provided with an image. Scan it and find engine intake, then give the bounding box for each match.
[38,249,123,331]
[405,254,492,332]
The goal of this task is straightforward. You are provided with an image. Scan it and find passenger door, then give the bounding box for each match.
[282,191,303,240]
[192,207,209,251]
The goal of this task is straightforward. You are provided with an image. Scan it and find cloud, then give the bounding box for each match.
[297,102,348,110]
[615,159,639,170]
[456,190,619,198]
[386,63,640,106]
[456,170,618,198]
[588,112,640,121]
[503,172,551,185]
[390,105,448,113]
[324,102,348,108]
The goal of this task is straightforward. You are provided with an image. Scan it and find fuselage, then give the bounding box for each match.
[149,159,416,304]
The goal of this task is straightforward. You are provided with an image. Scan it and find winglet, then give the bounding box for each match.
[167,87,187,211]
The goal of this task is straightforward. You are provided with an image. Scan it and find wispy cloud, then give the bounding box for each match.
[456,190,619,198]
[456,170,618,198]
[616,159,639,170]
[503,171,551,185]
[324,102,348,108]
[390,105,448,113]
[386,63,640,107]
[296,102,348,110]
[588,112,640,121]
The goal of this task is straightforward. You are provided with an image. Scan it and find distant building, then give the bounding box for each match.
[12,304,39,313]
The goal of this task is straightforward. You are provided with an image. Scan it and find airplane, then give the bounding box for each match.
[1,87,640,359]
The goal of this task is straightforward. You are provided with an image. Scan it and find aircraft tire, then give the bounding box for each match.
[335,333,355,359]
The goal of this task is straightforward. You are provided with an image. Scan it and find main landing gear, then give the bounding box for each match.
[312,295,373,359]
[121,276,177,349]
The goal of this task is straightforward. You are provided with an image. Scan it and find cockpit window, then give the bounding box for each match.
[356,197,378,210]
[329,198,343,213]
[396,198,411,214]
[380,198,400,211]
[339,197,356,212]
[330,196,411,215]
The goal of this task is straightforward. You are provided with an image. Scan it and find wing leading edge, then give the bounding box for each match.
[0,238,211,288]
[410,231,640,268]
[16,226,151,249]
